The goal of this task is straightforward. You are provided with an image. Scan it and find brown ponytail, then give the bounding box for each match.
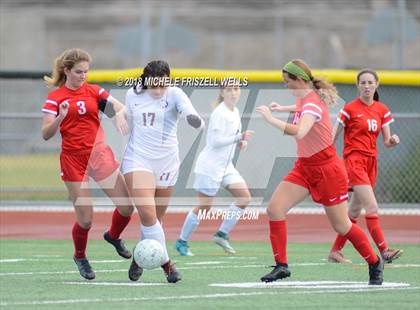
[44,48,92,87]
[285,59,338,106]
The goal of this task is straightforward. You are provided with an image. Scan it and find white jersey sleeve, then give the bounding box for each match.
[172,87,205,129]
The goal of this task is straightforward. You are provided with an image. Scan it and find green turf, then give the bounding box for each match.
[0,153,67,200]
[0,240,419,309]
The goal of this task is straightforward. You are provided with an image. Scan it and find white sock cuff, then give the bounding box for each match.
[141,221,162,234]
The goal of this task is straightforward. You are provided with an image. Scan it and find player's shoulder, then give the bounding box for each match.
[166,86,187,98]
[46,85,67,101]
[343,98,360,112]
[302,91,323,106]
[374,100,390,112]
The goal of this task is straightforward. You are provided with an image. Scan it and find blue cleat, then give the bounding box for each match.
[175,239,194,256]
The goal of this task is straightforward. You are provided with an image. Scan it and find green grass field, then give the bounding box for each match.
[0,240,419,309]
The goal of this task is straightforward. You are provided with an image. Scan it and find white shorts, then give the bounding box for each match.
[122,153,179,187]
[193,169,246,197]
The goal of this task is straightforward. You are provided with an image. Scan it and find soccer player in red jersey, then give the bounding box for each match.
[256,59,384,285]
[42,48,134,280]
[328,69,402,264]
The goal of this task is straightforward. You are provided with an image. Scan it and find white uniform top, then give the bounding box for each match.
[124,86,202,160]
[194,102,242,182]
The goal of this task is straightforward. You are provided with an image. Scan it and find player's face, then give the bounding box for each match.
[148,76,169,99]
[221,86,241,107]
[65,61,89,89]
[358,73,378,99]
[283,72,307,97]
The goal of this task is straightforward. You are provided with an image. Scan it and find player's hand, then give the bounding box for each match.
[238,140,248,151]
[269,102,284,112]
[115,110,129,135]
[256,105,274,122]
[389,134,400,146]
[58,100,69,119]
[241,130,254,140]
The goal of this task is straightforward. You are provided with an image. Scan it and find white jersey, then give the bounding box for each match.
[194,102,242,182]
[124,86,202,160]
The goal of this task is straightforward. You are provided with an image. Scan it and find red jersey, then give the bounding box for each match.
[42,83,110,153]
[338,98,394,158]
[292,91,336,163]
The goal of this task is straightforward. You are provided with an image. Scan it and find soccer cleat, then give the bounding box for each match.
[73,256,96,280]
[381,248,403,264]
[368,256,384,285]
[327,250,352,264]
[175,239,194,256]
[261,263,291,282]
[103,231,132,259]
[213,231,236,254]
[128,256,144,281]
[162,261,182,283]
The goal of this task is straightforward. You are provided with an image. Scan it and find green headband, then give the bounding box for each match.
[282,61,311,81]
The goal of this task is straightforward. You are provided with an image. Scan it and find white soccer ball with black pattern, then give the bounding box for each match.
[133,239,165,270]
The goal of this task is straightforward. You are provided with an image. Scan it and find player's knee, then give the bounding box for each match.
[117,205,134,217]
[349,208,361,219]
[266,205,286,220]
[78,220,92,229]
[364,203,378,215]
[332,221,350,235]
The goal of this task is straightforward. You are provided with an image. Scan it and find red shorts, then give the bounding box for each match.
[60,143,120,182]
[284,155,349,206]
[345,152,377,188]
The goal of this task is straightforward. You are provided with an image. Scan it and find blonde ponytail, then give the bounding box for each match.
[44,48,92,87]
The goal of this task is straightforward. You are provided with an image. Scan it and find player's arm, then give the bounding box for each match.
[381,125,400,148]
[269,102,296,112]
[256,105,316,139]
[332,122,344,144]
[209,129,253,148]
[99,96,129,135]
[41,101,68,140]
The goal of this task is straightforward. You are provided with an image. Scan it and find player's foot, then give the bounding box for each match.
[103,231,132,259]
[327,250,352,264]
[161,261,182,283]
[73,256,95,280]
[368,256,384,285]
[128,256,143,281]
[213,231,236,254]
[175,239,194,256]
[381,248,403,264]
[261,263,291,282]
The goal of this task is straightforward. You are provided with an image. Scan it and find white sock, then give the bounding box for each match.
[218,203,245,234]
[179,210,200,241]
[141,221,170,264]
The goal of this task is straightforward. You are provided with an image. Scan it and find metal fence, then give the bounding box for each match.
[0,79,419,203]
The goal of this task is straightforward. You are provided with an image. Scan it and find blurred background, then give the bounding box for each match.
[0,0,419,204]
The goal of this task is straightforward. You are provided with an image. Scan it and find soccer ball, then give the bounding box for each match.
[133,239,165,270]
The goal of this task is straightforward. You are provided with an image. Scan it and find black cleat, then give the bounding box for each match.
[162,261,182,283]
[73,256,95,280]
[368,256,384,285]
[128,257,144,281]
[261,263,291,282]
[103,231,132,259]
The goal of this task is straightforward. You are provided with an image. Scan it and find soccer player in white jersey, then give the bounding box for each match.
[175,79,253,256]
[122,60,204,283]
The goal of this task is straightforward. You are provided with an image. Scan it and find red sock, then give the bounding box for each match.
[72,222,90,259]
[365,215,388,252]
[269,220,287,265]
[345,223,378,265]
[331,217,357,252]
[109,209,131,240]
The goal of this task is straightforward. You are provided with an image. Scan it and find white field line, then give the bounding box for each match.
[65,281,167,286]
[1,205,419,216]
[1,287,419,307]
[209,281,410,289]
[1,262,419,276]
[0,259,126,264]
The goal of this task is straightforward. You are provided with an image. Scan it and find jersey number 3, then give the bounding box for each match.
[76,101,87,115]
[367,119,378,132]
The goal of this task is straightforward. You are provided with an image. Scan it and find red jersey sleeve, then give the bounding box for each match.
[381,106,394,128]
[338,106,351,127]
[90,84,110,102]
[42,95,59,116]
[301,101,323,121]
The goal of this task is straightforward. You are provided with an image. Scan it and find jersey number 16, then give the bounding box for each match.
[367,119,378,132]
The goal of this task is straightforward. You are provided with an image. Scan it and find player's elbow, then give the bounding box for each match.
[187,114,204,129]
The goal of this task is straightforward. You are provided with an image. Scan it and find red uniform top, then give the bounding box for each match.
[42,83,110,154]
[292,91,336,163]
[338,98,394,158]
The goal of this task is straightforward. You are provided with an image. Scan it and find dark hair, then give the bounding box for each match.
[282,59,338,106]
[135,60,171,93]
[357,68,379,101]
